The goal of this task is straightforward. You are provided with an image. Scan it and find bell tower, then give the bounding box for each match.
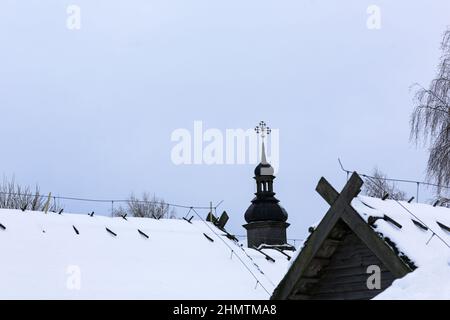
[243,121,289,249]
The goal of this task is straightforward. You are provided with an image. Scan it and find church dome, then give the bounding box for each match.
[245,200,288,223]
[254,162,275,177]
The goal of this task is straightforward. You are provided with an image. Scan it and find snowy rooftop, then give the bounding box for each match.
[0,209,291,300]
[352,196,450,299]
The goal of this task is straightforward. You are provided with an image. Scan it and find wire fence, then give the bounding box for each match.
[336,160,450,251]
[338,158,450,203]
[0,189,222,218]
[362,174,450,250]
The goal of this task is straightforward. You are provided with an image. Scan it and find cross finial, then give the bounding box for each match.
[255,121,271,164]
[255,121,271,141]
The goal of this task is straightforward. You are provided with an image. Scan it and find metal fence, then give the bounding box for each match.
[0,190,221,218]
[338,158,450,203]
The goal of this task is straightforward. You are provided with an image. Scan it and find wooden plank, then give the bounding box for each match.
[316,177,340,206]
[437,221,450,233]
[288,294,311,300]
[412,219,428,231]
[311,289,384,300]
[273,247,292,260]
[328,222,349,239]
[338,172,364,204]
[312,280,391,294]
[216,212,229,229]
[314,273,394,289]
[341,207,412,278]
[299,277,320,284]
[323,238,341,247]
[106,227,117,237]
[324,259,383,272]
[203,233,214,242]
[311,280,392,295]
[293,281,320,295]
[383,215,402,229]
[183,216,194,224]
[315,245,340,259]
[302,259,330,278]
[252,246,276,263]
[138,229,149,239]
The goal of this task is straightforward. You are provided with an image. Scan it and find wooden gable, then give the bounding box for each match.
[271,173,412,300]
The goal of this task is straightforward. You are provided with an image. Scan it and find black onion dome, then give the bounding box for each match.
[245,201,288,223]
[254,162,275,176]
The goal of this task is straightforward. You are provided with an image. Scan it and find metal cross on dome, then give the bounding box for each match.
[255,121,271,141]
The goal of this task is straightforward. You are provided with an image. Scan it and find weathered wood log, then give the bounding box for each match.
[252,246,276,263]
[106,227,117,237]
[138,229,149,239]
[203,233,214,242]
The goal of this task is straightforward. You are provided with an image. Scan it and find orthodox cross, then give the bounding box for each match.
[255,121,271,141]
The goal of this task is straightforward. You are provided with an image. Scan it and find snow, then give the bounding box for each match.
[351,196,450,299]
[352,196,450,267]
[0,209,290,300]
[374,258,450,300]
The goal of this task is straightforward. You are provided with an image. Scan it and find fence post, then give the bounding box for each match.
[416,182,420,203]
[43,192,52,214]
[111,201,114,217]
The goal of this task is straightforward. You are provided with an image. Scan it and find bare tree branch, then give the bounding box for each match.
[113,193,177,219]
[363,168,407,201]
[0,176,63,212]
[411,28,450,192]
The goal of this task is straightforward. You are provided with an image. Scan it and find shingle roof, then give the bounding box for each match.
[352,196,450,299]
[352,196,450,268]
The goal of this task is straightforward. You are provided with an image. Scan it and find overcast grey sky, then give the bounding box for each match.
[0,1,449,239]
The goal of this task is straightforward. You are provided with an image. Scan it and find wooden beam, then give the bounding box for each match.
[288,294,311,300]
[252,246,276,263]
[299,277,320,284]
[322,238,341,247]
[338,172,363,203]
[316,177,340,206]
[216,211,229,229]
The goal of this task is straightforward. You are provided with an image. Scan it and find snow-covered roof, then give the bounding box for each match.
[0,209,290,299]
[352,196,450,299]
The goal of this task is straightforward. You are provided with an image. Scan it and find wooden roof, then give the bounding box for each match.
[271,173,413,300]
